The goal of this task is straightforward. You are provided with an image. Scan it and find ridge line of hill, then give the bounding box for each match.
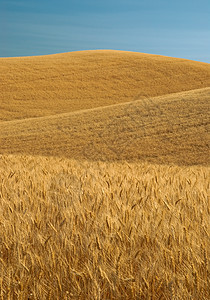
[1,50,210,64]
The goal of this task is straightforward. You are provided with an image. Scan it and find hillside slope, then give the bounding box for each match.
[0,50,210,121]
[0,88,209,166]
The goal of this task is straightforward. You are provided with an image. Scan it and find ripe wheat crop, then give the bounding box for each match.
[0,50,209,299]
[0,50,209,121]
[0,155,209,299]
[0,88,209,166]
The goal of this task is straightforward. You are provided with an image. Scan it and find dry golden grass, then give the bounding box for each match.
[0,87,209,166]
[0,50,210,121]
[0,154,209,299]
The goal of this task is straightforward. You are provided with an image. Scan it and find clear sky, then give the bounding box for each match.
[0,0,209,62]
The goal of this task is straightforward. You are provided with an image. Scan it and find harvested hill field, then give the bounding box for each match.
[0,88,209,165]
[0,50,210,121]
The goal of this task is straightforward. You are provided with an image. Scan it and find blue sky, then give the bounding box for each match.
[0,0,209,62]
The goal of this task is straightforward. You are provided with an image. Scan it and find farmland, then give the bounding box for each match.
[0,51,209,299]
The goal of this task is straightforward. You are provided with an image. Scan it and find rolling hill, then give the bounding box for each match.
[0,50,209,299]
[0,50,210,121]
[0,87,209,165]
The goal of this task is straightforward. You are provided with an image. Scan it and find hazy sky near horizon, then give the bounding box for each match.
[0,0,209,62]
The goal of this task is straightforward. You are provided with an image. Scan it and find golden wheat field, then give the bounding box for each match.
[1,50,210,122]
[0,155,209,299]
[0,87,209,166]
[0,50,210,299]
